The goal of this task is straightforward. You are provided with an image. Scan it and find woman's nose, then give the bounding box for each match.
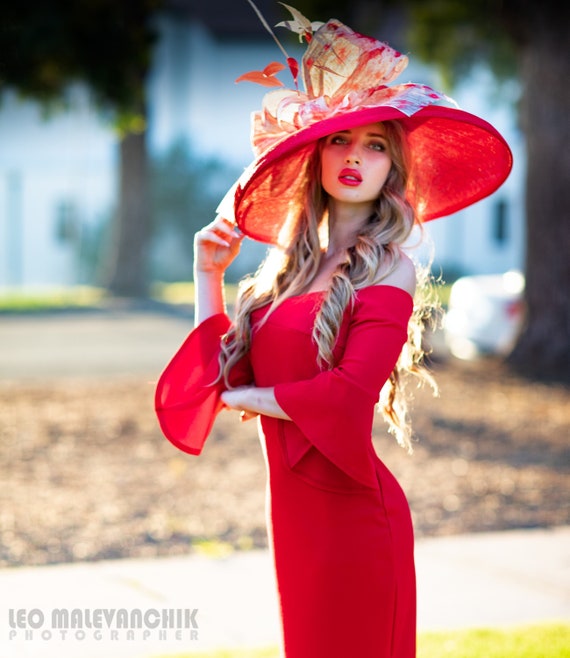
[345,152,361,165]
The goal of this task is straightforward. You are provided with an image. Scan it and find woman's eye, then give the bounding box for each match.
[369,141,386,151]
[330,135,348,145]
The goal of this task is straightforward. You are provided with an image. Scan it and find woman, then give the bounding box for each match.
[155,10,512,658]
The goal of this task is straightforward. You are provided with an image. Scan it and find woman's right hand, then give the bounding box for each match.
[194,215,244,275]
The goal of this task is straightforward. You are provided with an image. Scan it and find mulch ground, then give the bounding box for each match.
[0,356,568,568]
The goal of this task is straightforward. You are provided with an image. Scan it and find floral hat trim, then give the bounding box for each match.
[237,4,455,157]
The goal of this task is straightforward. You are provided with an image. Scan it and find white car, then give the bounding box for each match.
[443,271,525,359]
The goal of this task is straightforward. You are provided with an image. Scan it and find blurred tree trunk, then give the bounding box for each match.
[105,127,150,297]
[507,20,570,381]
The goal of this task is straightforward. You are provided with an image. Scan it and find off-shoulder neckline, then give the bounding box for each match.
[287,285,413,303]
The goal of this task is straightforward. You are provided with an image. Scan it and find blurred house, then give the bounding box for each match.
[0,88,116,288]
[0,10,524,289]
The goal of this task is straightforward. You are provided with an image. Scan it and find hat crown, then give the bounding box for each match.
[303,20,408,100]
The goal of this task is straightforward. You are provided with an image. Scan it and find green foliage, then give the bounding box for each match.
[404,0,518,89]
[0,0,163,124]
[292,0,352,23]
[295,0,518,90]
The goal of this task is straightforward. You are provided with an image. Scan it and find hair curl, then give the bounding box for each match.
[217,120,439,451]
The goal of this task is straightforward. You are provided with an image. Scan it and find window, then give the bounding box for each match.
[493,199,508,245]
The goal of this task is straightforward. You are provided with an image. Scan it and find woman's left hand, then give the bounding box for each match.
[221,386,291,422]
[221,387,259,422]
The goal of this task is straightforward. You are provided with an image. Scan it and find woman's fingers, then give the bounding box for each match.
[197,229,232,247]
[194,216,244,274]
[239,410,259,422]
[197,216,242,246]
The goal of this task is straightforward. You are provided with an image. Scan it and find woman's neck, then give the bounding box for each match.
[326,201,372,255]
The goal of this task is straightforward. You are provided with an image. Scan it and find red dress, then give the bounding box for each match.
[155,285,416,657]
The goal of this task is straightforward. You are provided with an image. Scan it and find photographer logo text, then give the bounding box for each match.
[8,608,199,642]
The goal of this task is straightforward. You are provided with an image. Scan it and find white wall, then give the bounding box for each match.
[0,88,116,288]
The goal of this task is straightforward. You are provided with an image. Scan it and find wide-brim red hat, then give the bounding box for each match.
[219,14,513,246]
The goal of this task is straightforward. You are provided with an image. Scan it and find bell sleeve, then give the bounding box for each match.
[273,286,413,489]
[155,313,253,455]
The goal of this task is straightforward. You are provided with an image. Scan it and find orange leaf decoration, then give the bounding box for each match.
[236,62,286,87]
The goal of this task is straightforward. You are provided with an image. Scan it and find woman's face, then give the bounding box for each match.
[320,122,393,208]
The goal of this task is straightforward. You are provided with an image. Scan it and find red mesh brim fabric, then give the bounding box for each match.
[234,106,513,245]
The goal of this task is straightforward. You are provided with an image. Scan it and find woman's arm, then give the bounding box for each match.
[221,386,292,421]
[193,216,244,325]
[194,270,226,326]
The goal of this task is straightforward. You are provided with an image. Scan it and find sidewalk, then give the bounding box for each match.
[1,526,568,658]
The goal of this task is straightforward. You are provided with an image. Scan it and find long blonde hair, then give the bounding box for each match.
[218,120,438,451]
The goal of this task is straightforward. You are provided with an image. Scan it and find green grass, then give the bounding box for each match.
[152,281,240,305]
[0,283,240,312]
[0,286,106,311]
[417,623,569,657]
[151,623,570,658]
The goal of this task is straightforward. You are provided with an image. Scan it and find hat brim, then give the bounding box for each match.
[234,105,513,245]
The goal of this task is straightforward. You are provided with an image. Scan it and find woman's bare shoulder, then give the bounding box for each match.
[375,250,417,296]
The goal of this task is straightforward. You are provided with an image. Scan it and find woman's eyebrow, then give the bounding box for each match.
[329,130,387,139]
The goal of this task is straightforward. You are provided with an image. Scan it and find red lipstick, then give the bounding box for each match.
[338,168,362,186]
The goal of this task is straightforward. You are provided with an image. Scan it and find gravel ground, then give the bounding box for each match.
[0,356,568,568]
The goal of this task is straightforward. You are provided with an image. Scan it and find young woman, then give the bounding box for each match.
[155,11,512,658]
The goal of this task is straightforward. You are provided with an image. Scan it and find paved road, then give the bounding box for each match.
[0,305,193,380]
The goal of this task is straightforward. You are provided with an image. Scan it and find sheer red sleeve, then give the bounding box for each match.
[155,313,253,455]
[273,286,413,488]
